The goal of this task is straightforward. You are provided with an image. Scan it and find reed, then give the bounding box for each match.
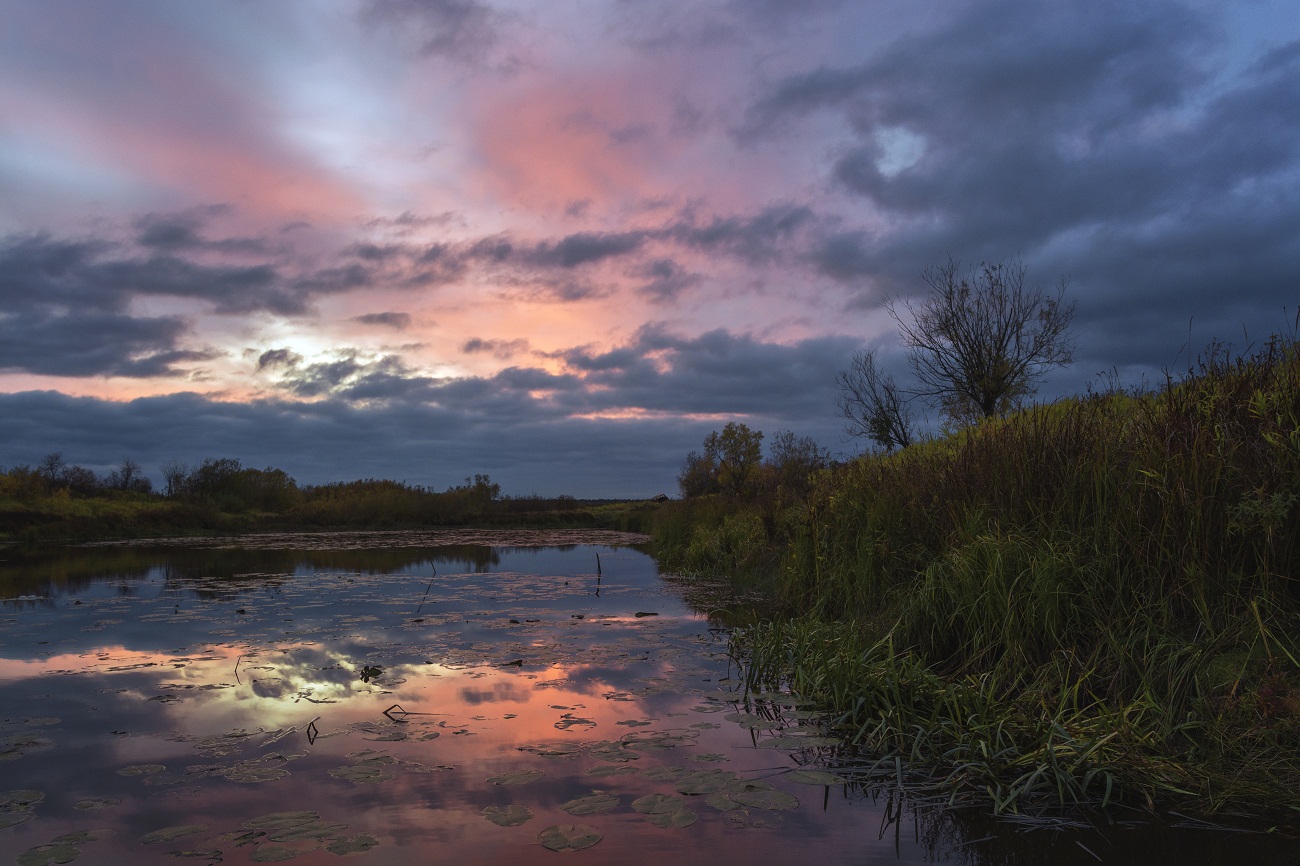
[680,336,1300,813]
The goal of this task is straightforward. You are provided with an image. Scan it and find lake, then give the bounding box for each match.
[1,531,1294,865]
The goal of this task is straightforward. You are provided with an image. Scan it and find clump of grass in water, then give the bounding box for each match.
[718,335,1300,815]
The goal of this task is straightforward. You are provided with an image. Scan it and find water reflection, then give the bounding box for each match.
[0,532,1295,865]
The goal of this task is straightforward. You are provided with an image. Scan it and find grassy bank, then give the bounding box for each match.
[652,339,1300,816]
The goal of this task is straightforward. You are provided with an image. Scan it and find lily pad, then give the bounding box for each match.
[329,764,394,784]
[642,766,690,782]
[268,820,348,842]
[631,793,686,815]
[518,743,581,759]
[72,798,120,811]
[690,753,729,763]
[730,784,799,811]
[585,765,639,778]
[537,824,602,852]
[16,844,79,866]
[116,763,166,777]
[168,849,225,859]
[142,824,210,844]
[325,834,380,854]
[674,770,736,795]
[0,811,35,829]
[482,804,533,827]
[363,731,408,742]
[722,808,784,829]
[487,770,544,786]
[243,811,319,830]
[587,743,637,763]
[223,766,290,783]
[561,792,620,816]
[645,807,698,829]
[1,789,44,813]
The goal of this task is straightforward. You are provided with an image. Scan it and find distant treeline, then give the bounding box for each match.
[0,455,651,540]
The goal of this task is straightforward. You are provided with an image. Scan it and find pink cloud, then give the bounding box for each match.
[466,72,682,213]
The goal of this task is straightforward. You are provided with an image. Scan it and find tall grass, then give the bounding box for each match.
[685,338,1300,813]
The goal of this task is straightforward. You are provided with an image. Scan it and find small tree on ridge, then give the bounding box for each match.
[894,256,1074,425]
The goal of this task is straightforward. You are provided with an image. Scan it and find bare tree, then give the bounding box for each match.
[161,460,189,498]
[836,349,915,452]
[892,257,1074,425]
[108,458,152,493]
[39,451,66,485]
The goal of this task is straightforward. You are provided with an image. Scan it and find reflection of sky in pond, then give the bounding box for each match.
[1,535,1297,865]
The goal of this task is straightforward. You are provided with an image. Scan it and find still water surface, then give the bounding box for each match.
[1,531,1295,865]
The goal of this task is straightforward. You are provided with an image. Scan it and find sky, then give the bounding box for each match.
[1,0,1297,498]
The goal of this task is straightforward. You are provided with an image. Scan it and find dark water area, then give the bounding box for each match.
[1,531,1296,865]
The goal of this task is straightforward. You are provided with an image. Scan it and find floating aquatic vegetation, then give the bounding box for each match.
[0,789,43,828]
[16,831,99,866]
[72,798,119,810]
[362,731,408,742]
[689,753,728,763]
[222,764,290,783]
[705,780,799,812]
[721,808,783,829]
[517,742,581,759]
[674,769,736,795]
[329,762,394,784]
[621,729,699,752]
[632,794,697,828]
[325,834,379,854]
[554,714,596,731]
[482,805,533,827]
[0,538,999,863]
[646,808,698,829]
[561,791,620,815]
[1,731,53,762]
[537,824,602,851]
[248,844,303,861]
[587,742,638,763]
[267,819,348,842]
[586,765,639,777]
[141,824,210,844]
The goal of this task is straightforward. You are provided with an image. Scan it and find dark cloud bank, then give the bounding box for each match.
[0,326,857,497]
[747,0,1300,372]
